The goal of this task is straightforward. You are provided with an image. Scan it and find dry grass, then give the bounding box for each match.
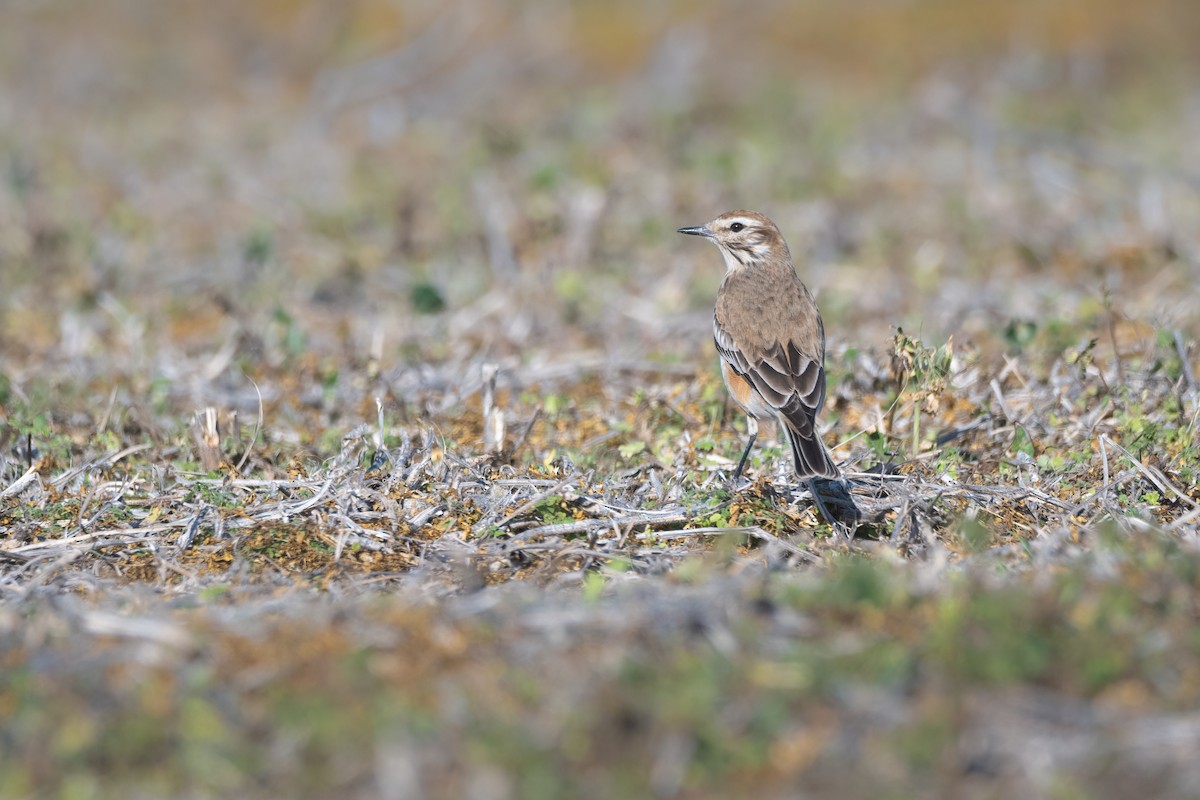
[3,1,1200,797]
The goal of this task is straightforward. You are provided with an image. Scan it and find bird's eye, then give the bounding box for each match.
[729,222,745,232]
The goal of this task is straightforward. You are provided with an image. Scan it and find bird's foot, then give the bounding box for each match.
[723,472,754,493]
[807,478,861,539]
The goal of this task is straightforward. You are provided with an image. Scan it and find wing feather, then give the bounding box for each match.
[714,316,837,478]
[715,318,825,421]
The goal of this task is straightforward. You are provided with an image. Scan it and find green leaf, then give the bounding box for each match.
[618,441,646,459]
[1011,426,1036,459]
[410,282,446,314]
[1004,319,1037,350]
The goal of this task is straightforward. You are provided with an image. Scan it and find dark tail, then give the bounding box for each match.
[786,424,860,534]
[786,426,840,480]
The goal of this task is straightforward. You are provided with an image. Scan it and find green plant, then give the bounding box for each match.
[889,329,954,457]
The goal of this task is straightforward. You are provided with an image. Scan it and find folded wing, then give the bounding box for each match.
[714,322,839,479]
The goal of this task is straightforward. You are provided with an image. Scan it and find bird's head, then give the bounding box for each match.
[677,210,789,272]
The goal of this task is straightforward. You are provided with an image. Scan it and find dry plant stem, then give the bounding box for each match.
[50,444,152,491]
[275,478,335,518]
[509,407,542,460]
[1175,330,1197,393]
[481,363,505,455]
[96,386,119,436]
[481,475,579,534]
[912,404,921,458]
[1098,435,1112,508]
[189,478,323,489]
[374,396,386,451]
[831,386,908,454]
[1107,295,1126,386]
[890,499,911,544]
[510,511,697,543]
[234,375,265,475]
[190,407,222,471]
[1169,504,1200,531]
[1073,470,1138,522]
[1102,435,1200,512]
[990,378,1017,423]
[1,466,39,500]
[13,524,179,554]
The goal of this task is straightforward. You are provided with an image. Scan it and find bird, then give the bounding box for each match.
[678,210,859,530]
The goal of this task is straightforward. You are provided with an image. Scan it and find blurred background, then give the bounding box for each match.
[6,8,1200,795]
[2,0,1199,398]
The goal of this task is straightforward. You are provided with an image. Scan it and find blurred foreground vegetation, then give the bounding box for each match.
[3,1,1200,797]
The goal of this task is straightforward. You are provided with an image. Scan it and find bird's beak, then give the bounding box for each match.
[676,224,713,238]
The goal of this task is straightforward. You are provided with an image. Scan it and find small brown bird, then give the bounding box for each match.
[679,210,858,528]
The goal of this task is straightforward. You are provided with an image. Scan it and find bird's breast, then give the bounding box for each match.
[716,265,822,356]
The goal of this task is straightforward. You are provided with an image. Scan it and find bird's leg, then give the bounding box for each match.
[730,416,759,487]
